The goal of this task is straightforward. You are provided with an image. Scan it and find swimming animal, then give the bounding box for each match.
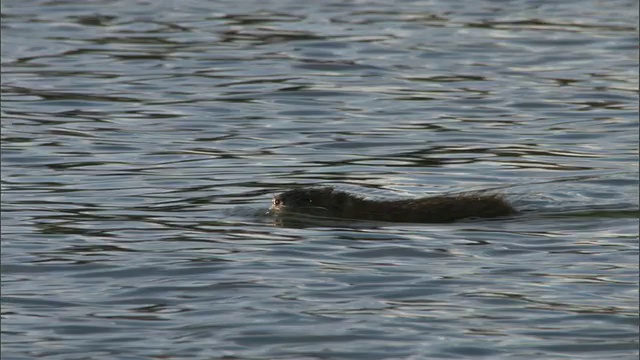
[270,187,515,223]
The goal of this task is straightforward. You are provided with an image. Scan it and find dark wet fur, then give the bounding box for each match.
[271,187,515,223]
[271,187,348,218]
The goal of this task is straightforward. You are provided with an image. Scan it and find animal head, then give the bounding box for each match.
[271,187,345,217]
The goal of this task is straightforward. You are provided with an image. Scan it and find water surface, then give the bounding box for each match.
[1,0,638,359]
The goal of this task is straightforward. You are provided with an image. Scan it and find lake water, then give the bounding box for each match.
[1,0,638,359]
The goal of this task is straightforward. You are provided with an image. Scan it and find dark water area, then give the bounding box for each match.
[1,0,638,359]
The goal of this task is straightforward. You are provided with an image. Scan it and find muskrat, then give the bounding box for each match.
[270,187,515,223]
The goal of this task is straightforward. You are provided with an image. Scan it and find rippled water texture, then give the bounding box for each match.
[2,0,638,359]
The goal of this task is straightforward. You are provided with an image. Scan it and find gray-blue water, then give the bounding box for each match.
[1,0,638,359]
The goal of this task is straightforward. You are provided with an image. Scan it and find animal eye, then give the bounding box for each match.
[273,198,281,206]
